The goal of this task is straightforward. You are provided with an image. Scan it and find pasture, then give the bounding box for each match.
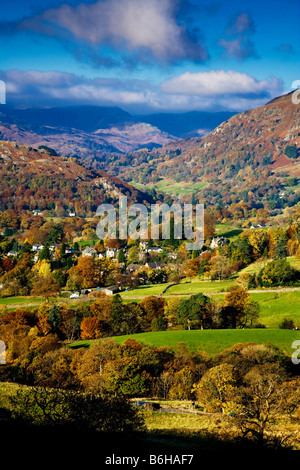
[70,328,300,356]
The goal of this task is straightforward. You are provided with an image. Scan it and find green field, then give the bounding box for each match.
[249,291,300,327]
[0,296,45,306]
[70,328,300,356]
[121,279,237,299]
[133,179,207,196]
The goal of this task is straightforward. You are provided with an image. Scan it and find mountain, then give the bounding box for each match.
[102,92,300,212]
[133,110,237,138]
[0,105,177,158]
[0,140,156,216]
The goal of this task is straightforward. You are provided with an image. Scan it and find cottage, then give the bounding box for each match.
[145,261,166,270]
[210,237,230,249]
[106,247,117,258]
[146,246,163,254]
[250,223,267,230]
[6,250,19,257]
[126,263,140,273]
[82,246,97,257]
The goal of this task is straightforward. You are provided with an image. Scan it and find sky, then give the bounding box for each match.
[0,0,299,114]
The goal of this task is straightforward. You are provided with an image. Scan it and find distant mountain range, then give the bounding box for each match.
[0,105,238,160]
[133,110,236,138]
[0,105,176,158]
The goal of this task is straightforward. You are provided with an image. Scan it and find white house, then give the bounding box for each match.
[82,246,97,257]
[146,246,163,254]
[210,237,229,249]
[32,244,44,252]
[106,247,117,258]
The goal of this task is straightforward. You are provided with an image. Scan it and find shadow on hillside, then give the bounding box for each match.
[0,412,293,462]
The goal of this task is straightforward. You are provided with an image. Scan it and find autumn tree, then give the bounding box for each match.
[221,288,258,328]
[192,363,239,414]
[80,317,102,340]
[234,364,300,448]
[31,274,60,302]
[139,295,166,331]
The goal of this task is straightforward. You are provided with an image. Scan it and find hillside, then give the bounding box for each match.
[0,140,155,215]
[104,92,300,212]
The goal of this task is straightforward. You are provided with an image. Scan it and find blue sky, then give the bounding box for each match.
[0,0,299,113]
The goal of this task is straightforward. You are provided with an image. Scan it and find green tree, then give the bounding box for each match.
[177,293,211,330]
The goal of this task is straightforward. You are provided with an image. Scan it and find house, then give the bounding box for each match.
[145,261,166,270]
[32,210,43,216]
[210,237,230,249]
[32,244,44,252]
[106,247,117,258]
[250,223,267,230]
[6,250,19,257]
[139,241,148,250]
[82,246,97,257]
[101,285,119,295]
[69,211,76,217]
[146,246,163,254]
[49,244,59,252]
[126,263,140,273]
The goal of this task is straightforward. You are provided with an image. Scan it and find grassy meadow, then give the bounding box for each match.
[70,328,300,356]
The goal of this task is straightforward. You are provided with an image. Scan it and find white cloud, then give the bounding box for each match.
[0,68,284,113]
[20,0,207,63]
[160,70,282,98]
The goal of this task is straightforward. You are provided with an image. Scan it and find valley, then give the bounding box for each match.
[1,91,300,451]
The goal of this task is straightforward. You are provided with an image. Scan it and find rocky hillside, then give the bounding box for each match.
[104,91,300,212]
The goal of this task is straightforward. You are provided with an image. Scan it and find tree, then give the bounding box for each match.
[258,259,299,287]
[31,275,60,302]
[48,304,62,335]
[127,246,139,264]
[210,254,232,280]
[117,248,125,264]
[38,244,51,261]
[139,296,166,331]
[177,293,211,330]
[222,288,252,328]
[234,364,299,448]
[193,364,238,414]
[181,258,200,281]
[80,317,102,339]
[284,144,298,159]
